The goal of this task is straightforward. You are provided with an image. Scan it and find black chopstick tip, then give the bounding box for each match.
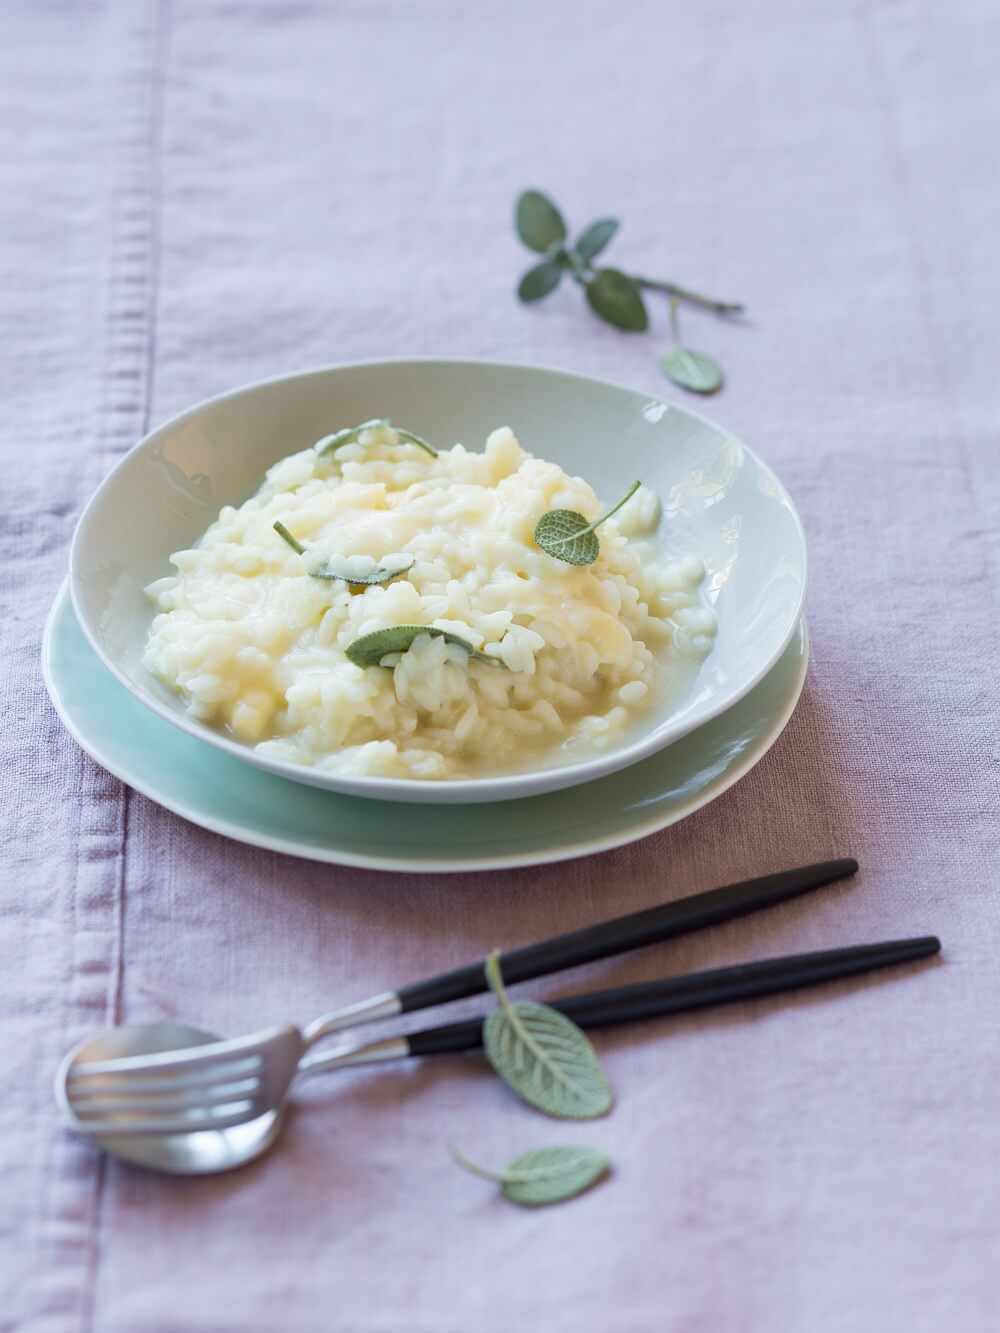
[795,856,859,886]
[885,935,941,964]
[825,856,859,878]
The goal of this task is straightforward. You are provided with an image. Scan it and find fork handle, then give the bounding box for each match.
[405,936,940,1055]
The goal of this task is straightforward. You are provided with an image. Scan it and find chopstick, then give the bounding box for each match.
[395,858,859,1014]
[404,936,941,1056]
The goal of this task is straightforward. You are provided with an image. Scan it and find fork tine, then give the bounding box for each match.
[64,1030,285,1080]
[68,1057,264,1095]
[74,1093,260,1122]
[70,1103,265,1137]
[69,1078,262,1114]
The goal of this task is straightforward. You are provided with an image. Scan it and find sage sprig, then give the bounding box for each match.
[273,522,415,586]
[450,1144,609,1207]
[514,189,742,389]
[660,297,724,396]
[315,419,437,459]
[482,952,613,1120]
[534,481,640,566]
[345,624,501,668]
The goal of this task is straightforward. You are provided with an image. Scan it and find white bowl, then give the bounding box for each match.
[70,358,807,804]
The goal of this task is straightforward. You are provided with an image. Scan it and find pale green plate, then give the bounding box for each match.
[43,583,807,873]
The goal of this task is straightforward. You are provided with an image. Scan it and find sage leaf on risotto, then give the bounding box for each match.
[534,480,641,566]
[273,522,414,586]
[315,419,437,458]
[345,625,500,669]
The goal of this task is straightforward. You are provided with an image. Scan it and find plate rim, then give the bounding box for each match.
[67,354,809,805]
[43,581,809,874]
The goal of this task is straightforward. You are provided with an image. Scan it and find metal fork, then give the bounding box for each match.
[62,930,940,1144]
[60,858,858,1142]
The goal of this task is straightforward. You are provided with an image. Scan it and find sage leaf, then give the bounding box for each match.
[574,218,619,264]
[585,268,648,332]
[534,511,600,566]
[391,425,439,456]
[315,419,437,459]
[451,1145,609,1207]
[482,953,613,1119]
[314,419,382,455]
[310,556,415,586]
[533,480,641,566]
[515,190,567,254]
[273,523,414,586]
[316,558,415,586]
[661,298,723,394]
[660,347,724,395]
[512,186,744,362]
[517,260,563,303]
[345,624,500,668]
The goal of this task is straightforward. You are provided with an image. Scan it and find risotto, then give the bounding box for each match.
[143,421,716,780]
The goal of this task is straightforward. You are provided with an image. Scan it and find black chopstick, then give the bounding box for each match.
[396,858,859,1014]
[405,936,940,1056]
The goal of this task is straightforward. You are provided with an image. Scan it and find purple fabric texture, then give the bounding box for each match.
[2,1,999,1329]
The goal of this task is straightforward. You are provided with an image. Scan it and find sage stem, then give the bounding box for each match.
[669,296,682,348]
[633,276,743,317]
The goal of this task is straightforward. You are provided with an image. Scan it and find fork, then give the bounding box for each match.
[62,934,939,1138]
[60,859,861,1136]
[61,858,855,1135]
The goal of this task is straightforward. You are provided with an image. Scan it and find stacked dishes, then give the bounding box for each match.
[45,359,808,871]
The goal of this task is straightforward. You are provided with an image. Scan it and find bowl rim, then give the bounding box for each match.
[69,355,809,803]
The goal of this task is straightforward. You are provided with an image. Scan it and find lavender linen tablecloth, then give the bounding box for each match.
[2,1,999,1329]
